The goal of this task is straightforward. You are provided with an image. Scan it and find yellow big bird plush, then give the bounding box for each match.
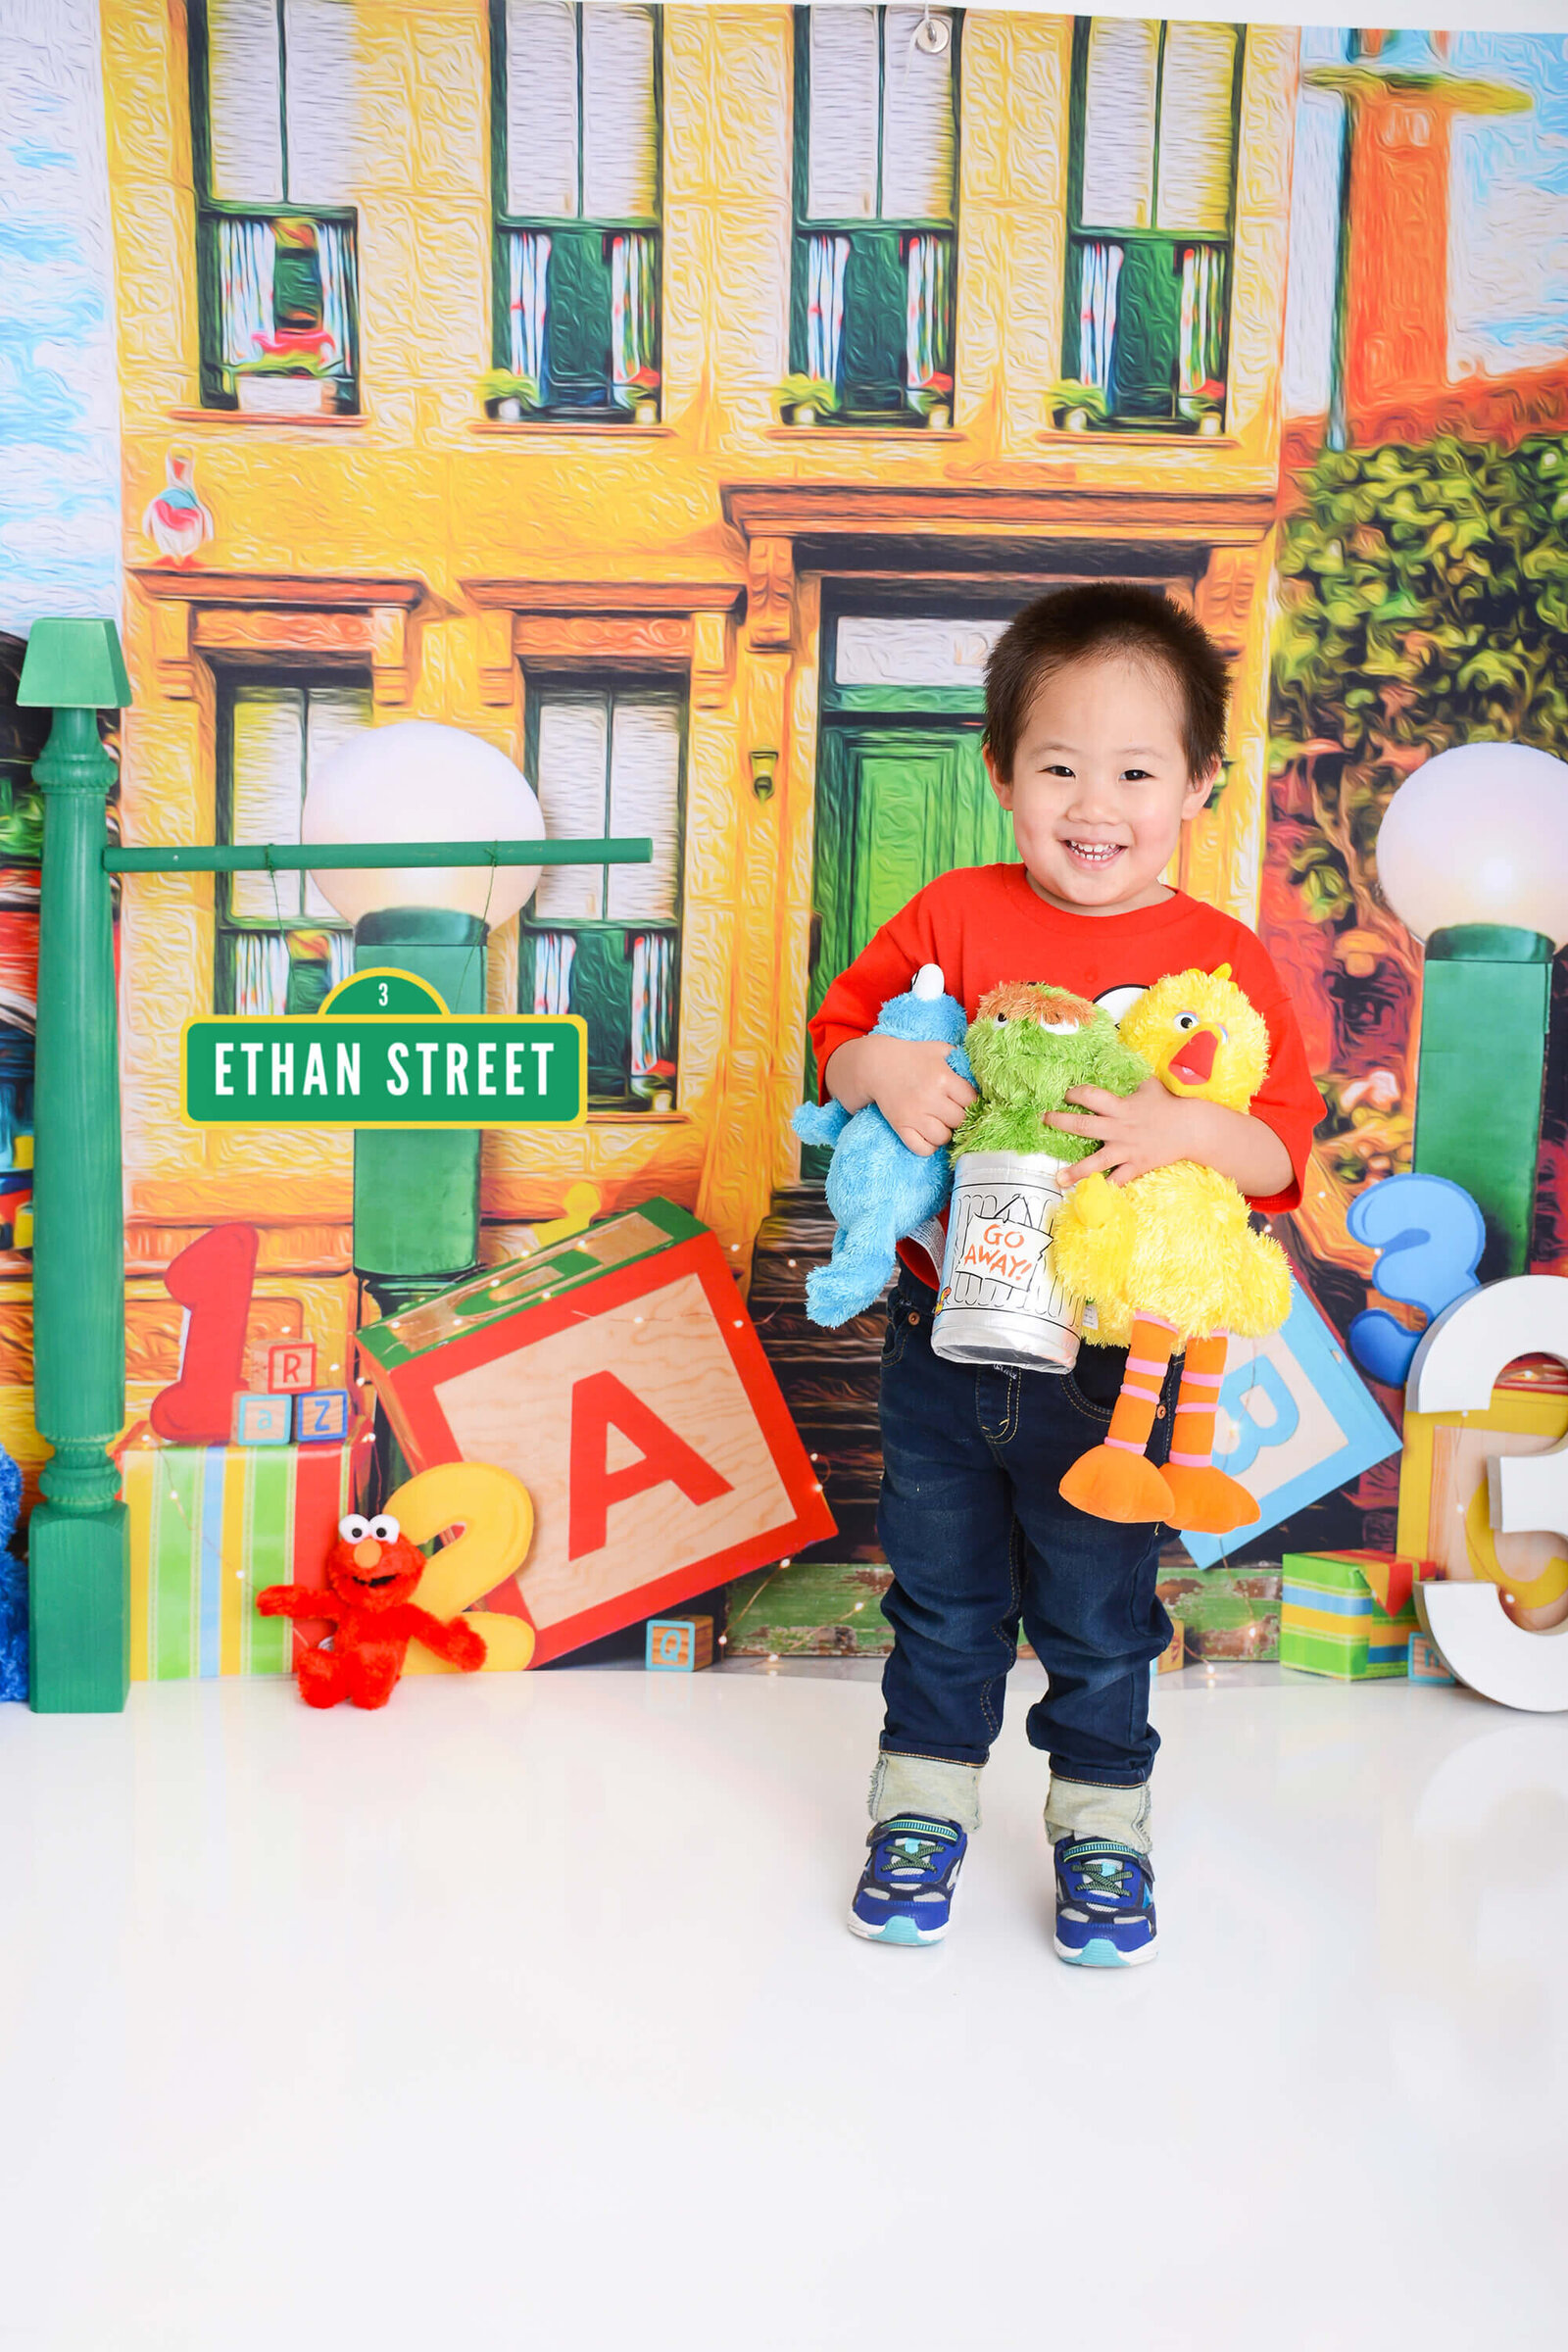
[1053,965,1292,1535]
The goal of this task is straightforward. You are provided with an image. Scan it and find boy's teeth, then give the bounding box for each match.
[1068,841,1121,862]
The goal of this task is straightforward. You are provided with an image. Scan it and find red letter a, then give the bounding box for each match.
[567,1370,734,1561]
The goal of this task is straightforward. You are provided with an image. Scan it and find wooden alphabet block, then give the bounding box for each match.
[357,1200,835,1665]
[267,1341,318,1394]
[294,1388,351,1443]
[647,1614,714,1672]
[232,1392,293,1446]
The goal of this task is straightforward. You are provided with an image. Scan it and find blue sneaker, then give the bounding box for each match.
[1054,1838,1157,1967]
[849,1815,967,1944]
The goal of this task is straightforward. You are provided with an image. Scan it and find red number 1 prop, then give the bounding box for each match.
[149,1224,260,1446]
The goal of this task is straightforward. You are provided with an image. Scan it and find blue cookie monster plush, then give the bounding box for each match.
[0,1441,25,1702]
[791,963,971,1327]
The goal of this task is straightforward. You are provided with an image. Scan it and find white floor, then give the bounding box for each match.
[2,1663,1564,2352]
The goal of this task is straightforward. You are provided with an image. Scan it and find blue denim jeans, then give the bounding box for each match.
[875,1265,1177,1807]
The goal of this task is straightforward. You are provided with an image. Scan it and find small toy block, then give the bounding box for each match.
[294,1388,351,1444]
[267,1342,318,1394]
[232,1392,292,1446]
[646,1614,714,1672]
[1409,1632,1456,1685]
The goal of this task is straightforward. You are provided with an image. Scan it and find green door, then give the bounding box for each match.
[803,721,1018,1169]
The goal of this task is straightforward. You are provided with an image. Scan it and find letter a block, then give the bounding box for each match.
[232,1392,293,1446]
[357,1200,835,1664]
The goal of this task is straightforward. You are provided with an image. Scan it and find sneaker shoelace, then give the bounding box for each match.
[1063,1842,1143,1909]
[874,1817,959,1886]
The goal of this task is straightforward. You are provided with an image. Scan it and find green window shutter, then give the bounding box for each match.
[206,0,284,203]
[605,695,680,922]
[1155,22,1239,232]
[839,227,907,409]
[533,694,610,920]
[281,0,359,206]
[881,6,956,223]
[506,0,581,217]
[583,3,659,220]
[807,5,879,219]
[1079,17,1157,229]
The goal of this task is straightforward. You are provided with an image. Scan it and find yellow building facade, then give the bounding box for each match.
[102,0,1298,1303]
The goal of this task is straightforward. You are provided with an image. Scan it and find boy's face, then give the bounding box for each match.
[985,651,1216,916]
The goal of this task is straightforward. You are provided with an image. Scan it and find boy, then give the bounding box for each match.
[809,584,1323,1966]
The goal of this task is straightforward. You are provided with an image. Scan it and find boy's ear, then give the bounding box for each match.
[1183,758,1221,815]
[983,743,1013,808]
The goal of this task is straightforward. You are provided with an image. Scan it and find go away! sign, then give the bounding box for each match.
[182,969,586,1130]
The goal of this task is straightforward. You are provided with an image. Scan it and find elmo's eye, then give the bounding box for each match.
[368,1515,400,1544]
[1174,1011,1200,1032]
[339,1514,370,1544]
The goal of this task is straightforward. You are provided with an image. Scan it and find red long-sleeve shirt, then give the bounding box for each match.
[809,864,1324,1280]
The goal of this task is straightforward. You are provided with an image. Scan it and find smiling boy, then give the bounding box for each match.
[810,583,1323,1964]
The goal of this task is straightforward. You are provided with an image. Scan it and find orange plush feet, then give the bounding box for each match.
[1159,1462,1259,1534]
[1159,1333,1258,1533]
[1060,1312,1178,1525]
[1060,1444,1176,1525]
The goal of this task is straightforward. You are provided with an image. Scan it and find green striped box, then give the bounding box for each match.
[1280,1549,1417,1682]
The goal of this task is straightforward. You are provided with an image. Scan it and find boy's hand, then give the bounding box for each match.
[1044,1077,1200,1183]
[825,1034,976,1158]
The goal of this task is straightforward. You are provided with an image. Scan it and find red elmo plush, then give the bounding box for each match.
[258,1511,487,1709]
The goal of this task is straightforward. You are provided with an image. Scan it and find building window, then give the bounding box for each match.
[520,684,683,1107]
[215,677,370,1013]
[489,3,662,421]
[189,0,362,415]
[1065,19,1242,432]
[791,6,958,424]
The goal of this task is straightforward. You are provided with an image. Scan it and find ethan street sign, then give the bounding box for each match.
[182,968,587,1130]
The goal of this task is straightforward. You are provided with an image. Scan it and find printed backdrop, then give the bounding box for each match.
[3,4,1567,1656]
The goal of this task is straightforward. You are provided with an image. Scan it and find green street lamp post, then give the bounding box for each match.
[1377,743,1568,1282]
[20,640,649,1713]
[18,619,132,1712]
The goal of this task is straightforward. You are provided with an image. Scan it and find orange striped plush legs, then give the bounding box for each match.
[1058,1314,1179,1525]
[1158,1331,1260,1535]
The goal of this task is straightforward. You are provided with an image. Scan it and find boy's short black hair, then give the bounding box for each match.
[984,583,1230,782]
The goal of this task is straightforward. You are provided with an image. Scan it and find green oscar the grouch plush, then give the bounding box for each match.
[951,982,1150,1162]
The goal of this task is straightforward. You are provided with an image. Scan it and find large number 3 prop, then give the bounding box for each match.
[1407,1277,1568,1713]
[385,1462,538,1675]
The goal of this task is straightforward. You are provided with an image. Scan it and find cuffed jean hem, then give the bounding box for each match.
[869,1752,984,1834]
[1044,1774,1152,1856]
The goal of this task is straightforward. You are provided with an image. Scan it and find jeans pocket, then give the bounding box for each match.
[882,1290,912,1368]
[1061,1371,1114,1426]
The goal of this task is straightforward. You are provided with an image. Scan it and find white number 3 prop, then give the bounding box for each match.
[1407,1276,1568,1712]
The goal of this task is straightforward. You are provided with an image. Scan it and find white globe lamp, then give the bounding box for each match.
[1376,742,1568,1280]
[302,718,543,926]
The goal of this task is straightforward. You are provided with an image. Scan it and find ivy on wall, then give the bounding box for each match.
[1266,430,1568,1242]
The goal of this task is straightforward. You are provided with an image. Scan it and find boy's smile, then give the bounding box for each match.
[985,651,1216,917]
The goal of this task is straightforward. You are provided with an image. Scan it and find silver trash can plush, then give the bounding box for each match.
[931,1151,1082,1373]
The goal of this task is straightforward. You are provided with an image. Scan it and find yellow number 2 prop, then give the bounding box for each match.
[388,1461,537,1674]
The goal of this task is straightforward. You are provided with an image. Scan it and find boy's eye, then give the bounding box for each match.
[1121,767,1152,782]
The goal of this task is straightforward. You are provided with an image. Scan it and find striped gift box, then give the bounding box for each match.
[1280,1549,1419,1682]
[124,1439,365,1680]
